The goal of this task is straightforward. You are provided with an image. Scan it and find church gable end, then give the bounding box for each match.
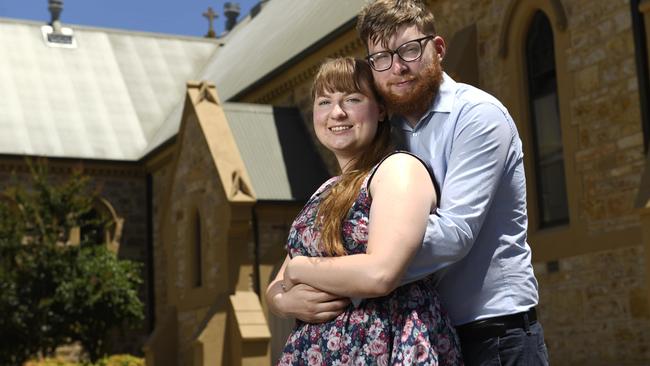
[160,82,253,309]
[149,81,268,366]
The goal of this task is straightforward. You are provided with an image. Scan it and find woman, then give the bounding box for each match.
[266,57,462,365]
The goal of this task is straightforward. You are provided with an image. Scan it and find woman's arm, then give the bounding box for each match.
[266,255,351,322]
[283,153,437,298]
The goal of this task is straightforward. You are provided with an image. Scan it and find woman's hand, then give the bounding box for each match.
[266,255,350,322]
[282,255,307,292]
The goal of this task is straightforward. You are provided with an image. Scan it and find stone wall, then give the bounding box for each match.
[162,111,241,365]
[433,0,644,233]
[237,0,650,363]
[561,0,644,234]
[0,164,147,263]
[433,1,648,363]
[535,245,650,365]
[151,161,172,326]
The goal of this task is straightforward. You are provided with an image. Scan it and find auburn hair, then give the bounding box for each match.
[312,57,393,256]
[357,0,436,49]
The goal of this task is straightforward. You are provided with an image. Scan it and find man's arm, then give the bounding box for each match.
[402,102,516,282]
[265,255,350,323]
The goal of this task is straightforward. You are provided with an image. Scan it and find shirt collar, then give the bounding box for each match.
[391,72,457,131]
[432,72,456,113]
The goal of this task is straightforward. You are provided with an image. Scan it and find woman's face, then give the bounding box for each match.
[312,82,385,169]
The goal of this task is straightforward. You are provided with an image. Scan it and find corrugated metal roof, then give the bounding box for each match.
[144,0,364,155]
[202,0,365,101]
[0,17,219,160]
[0,1,348,199]
[0,1,364,160]
[224,103,329,201]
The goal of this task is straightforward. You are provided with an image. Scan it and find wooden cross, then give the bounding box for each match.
[203,7,218,38]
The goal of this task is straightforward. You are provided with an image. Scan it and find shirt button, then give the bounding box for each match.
[412,132,418,136]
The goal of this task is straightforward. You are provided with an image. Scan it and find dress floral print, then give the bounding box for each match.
[278,160,463,365]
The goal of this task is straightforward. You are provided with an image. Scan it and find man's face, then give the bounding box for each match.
[367,24,444,122]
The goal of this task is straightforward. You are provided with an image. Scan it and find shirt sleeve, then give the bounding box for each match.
[401,101,516,283]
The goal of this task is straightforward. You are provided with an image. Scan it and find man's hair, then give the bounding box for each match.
[357,0,436,49]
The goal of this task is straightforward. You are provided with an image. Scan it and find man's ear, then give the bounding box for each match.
[433,36,446,60]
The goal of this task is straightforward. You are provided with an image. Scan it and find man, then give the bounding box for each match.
[269,0,549,364]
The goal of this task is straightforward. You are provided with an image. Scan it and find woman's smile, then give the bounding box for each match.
[329,125,353,132]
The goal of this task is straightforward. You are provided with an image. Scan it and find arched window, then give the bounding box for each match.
[525,11,569,228]
[190,209,203,288]
[79,208,106,245]
[72,197,123,253]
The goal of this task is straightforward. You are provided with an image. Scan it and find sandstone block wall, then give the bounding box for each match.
[535,245,650,365]
[240,0,650,364]
[152,163,171,325]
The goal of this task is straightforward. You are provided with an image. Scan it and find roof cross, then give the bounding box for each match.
[203,7,218,38]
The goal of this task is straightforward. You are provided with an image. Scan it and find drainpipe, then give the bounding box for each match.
[631,0,650,151]
[251,205,261,296]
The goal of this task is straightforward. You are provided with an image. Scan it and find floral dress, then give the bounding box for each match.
[277,160,463,366]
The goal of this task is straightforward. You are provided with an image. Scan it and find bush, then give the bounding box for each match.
[95,354,145,366]
[0,161,144,365]
[25,354,144,366]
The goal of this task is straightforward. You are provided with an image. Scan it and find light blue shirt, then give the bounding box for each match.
[394,73,539,326]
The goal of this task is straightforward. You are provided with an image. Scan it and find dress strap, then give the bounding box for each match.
[366,150,440,204]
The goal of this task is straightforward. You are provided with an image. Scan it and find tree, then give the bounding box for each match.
[0,161,144,365]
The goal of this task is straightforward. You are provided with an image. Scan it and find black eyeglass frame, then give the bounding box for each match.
[366,35,435,72]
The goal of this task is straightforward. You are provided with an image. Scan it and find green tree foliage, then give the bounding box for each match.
[0,162,144,365]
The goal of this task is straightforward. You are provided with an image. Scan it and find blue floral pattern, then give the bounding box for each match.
[278,166,463,365]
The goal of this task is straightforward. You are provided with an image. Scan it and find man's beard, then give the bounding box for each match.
[378,57,443,120]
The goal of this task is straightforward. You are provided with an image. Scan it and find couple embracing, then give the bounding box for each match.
[265,1,549,365]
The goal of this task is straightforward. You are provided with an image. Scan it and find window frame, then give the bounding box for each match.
[524,10,570,229]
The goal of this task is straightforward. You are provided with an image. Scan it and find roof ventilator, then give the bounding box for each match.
[224,2,240,33]
[42,0,77,48]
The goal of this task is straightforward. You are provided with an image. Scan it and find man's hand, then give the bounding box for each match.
[274,283,350,323]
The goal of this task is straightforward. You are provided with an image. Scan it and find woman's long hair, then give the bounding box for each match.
[312,57,393,256]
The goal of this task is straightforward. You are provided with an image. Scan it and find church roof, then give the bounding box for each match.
[201,0,364,102]
[0,17,219,160]
[0,1,363,162]
[224,103,329,201]
[143,0,364,157]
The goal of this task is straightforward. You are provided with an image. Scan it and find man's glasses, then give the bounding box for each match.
[366,36,434,72]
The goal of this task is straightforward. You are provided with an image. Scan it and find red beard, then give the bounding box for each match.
[377,57,443,121]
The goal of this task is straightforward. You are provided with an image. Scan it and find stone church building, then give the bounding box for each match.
[1,0,650,365]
